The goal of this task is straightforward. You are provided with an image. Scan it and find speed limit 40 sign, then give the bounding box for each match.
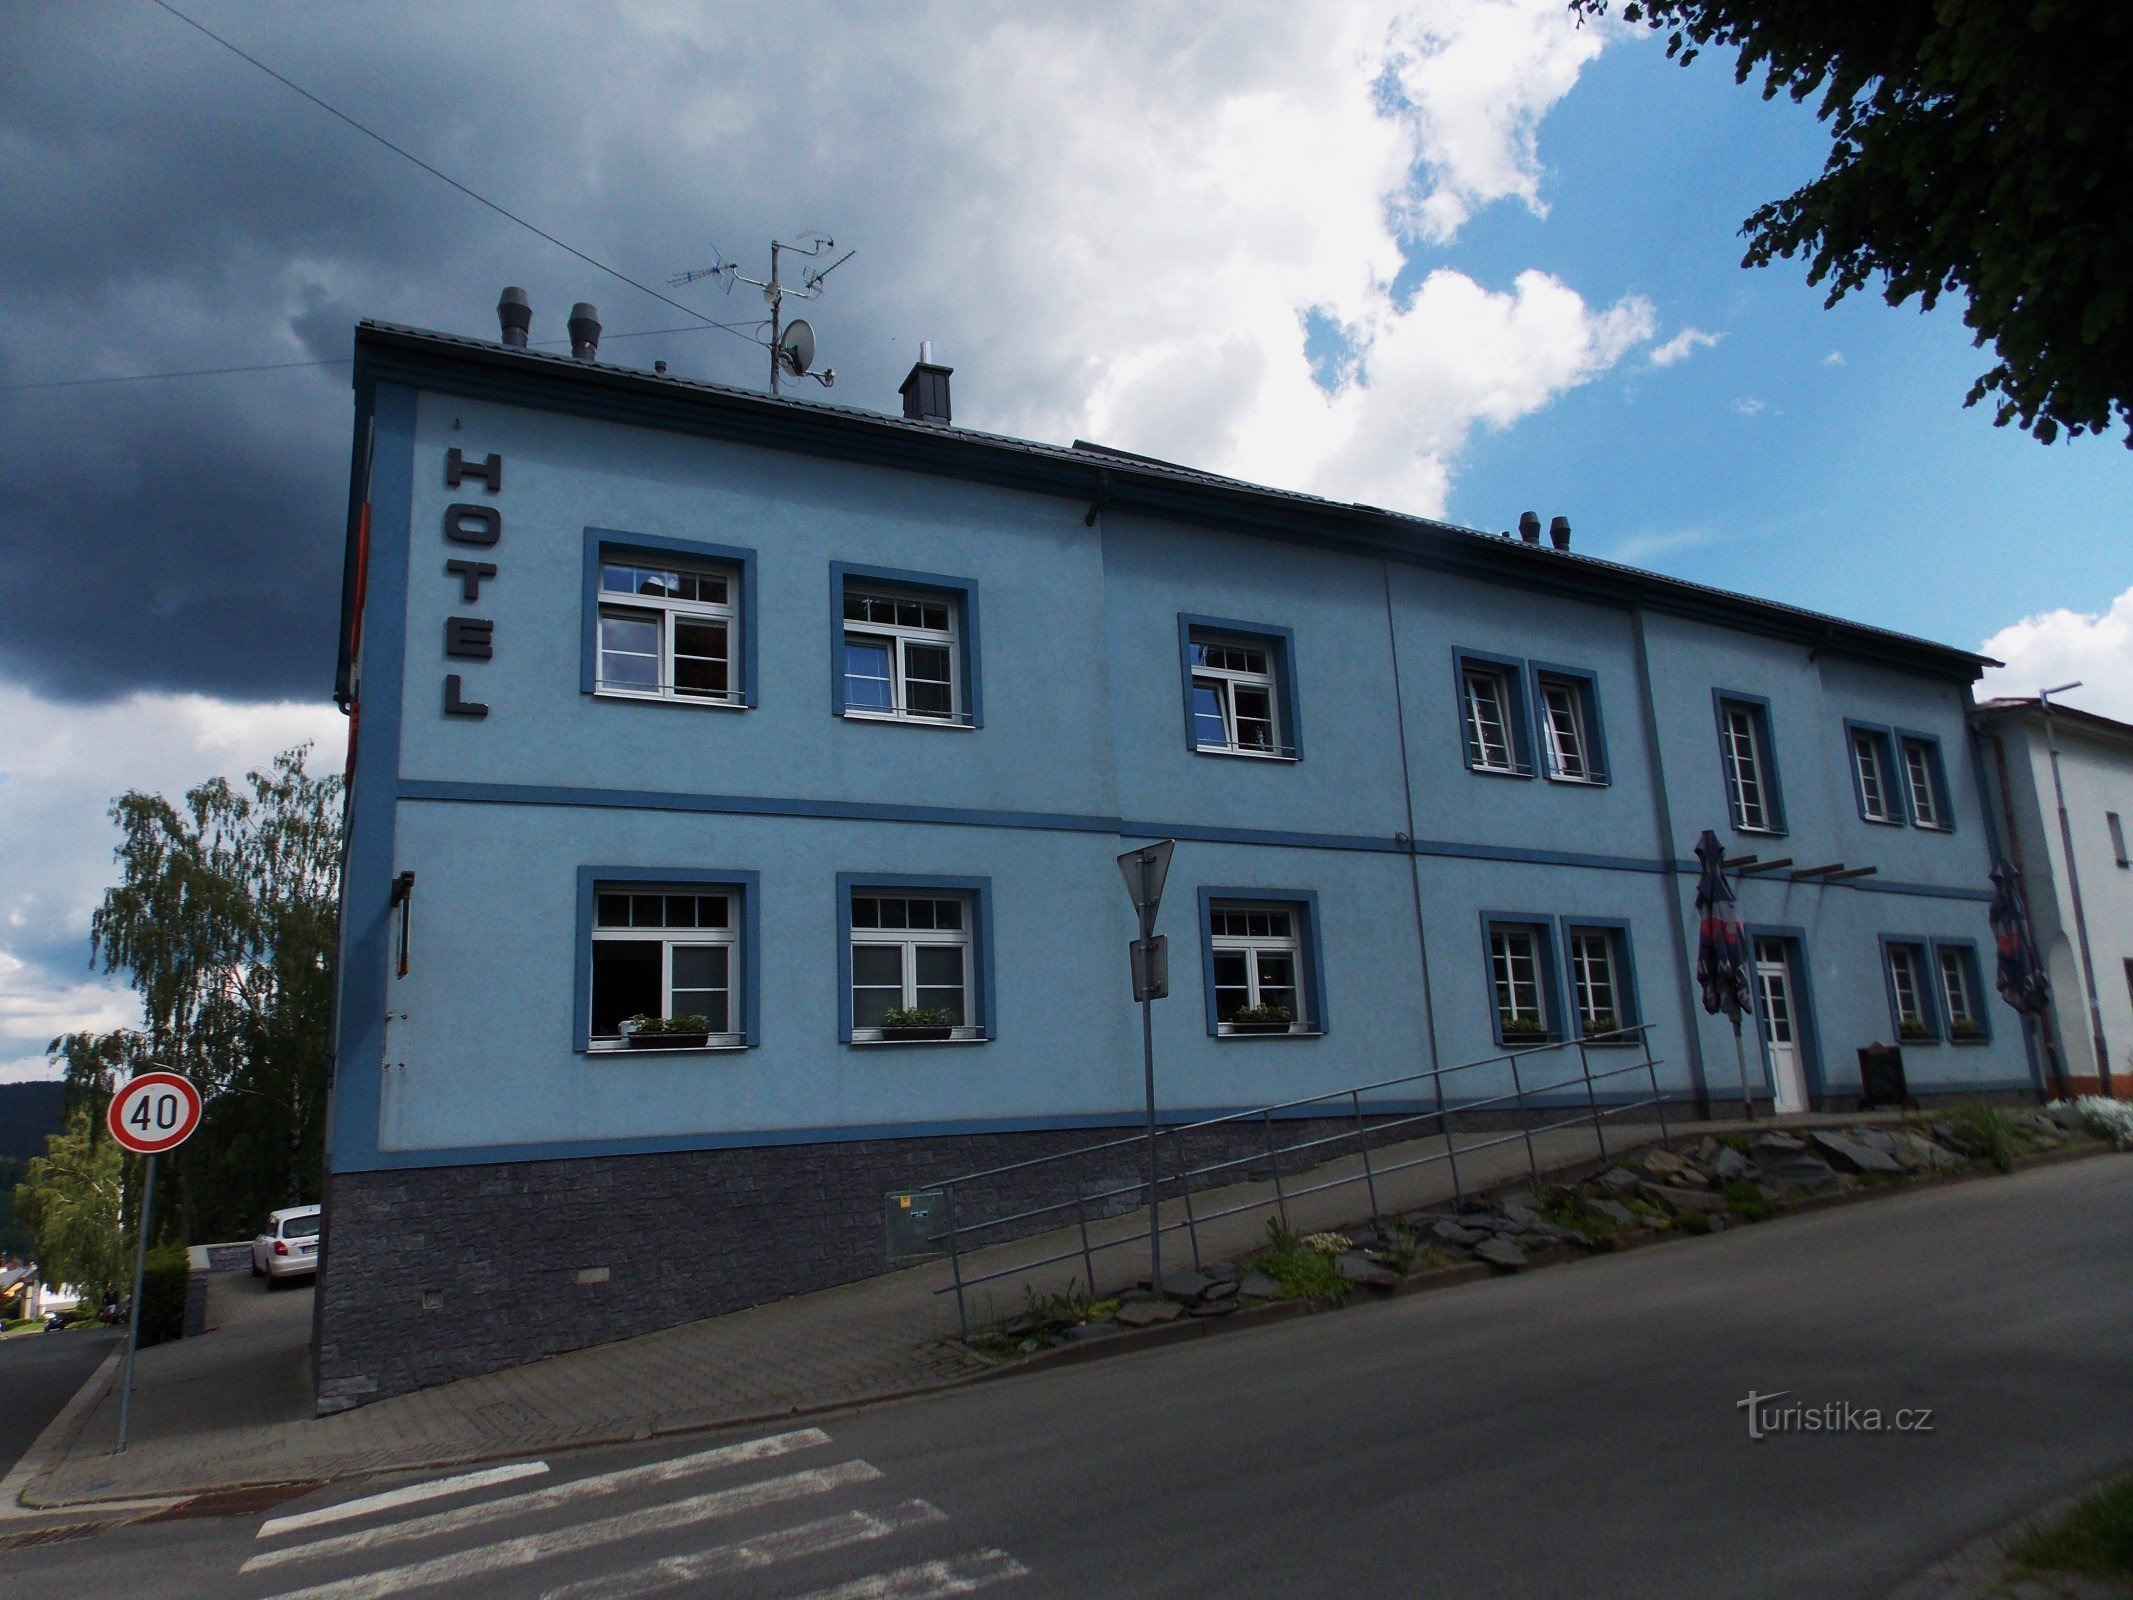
[107,1071,203,1155]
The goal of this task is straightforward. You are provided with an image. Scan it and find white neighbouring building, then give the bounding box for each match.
[1974,698,2133,1098]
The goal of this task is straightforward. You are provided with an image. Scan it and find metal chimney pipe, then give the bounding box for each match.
[568,302,602,361]
[1549,515,1571,551]
[497,287,531,349]
[1518,511,1541,544]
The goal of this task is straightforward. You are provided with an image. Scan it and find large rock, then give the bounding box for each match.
[1759,1154,1840,1193]
[1474,1237,1528,1269]
[1598,1166,1642,1194]
[1753,1132,1806,1156]
[1336,1254,1402,1289]
[1115,1298,1184,1328]
[1647,1184,1731,1215]
[1239,1270,1284,1300]
[1588,1198,1639,1229]
[1641,1148,1687,1178]
[1160,1270,1218,1304]
[1712,1146,1753,1183]
[1430,1218,1483,1248]
[1500,1201,1546,1229]
[1810,1130,1905,1175]
[1892,1131,1963,1173]
[1846,1126,1899,1154]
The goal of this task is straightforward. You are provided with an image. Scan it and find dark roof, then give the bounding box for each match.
[1974,697,2133,744]
[340,320,1995,704]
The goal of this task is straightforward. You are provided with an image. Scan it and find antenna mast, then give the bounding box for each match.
[669,235,854,394]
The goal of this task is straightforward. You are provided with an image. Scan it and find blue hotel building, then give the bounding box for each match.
[318,312,2029,1408]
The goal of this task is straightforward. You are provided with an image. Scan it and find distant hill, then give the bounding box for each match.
[0,1081,66,1162]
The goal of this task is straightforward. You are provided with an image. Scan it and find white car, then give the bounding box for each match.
[251,1204,322,1285]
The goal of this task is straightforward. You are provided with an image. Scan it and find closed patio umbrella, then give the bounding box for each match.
[1989,858,2061,1098]
[1694,829,1756,1119]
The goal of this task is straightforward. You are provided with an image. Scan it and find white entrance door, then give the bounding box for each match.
[1754,938,1808,1114]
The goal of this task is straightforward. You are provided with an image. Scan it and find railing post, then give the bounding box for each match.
[1352,1089,1382,1228]
[1645,1027,1671,1144]
[1071,1165,1096,1296]
[1263,1108,1289,1231]
[1174,1128,1203,1270]
[1577,1035,1608,1166]
[941,1182,969,1339]
[1439,1064,1464,1206]
[1507,1047,1540,1187]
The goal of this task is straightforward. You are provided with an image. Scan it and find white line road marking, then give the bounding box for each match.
[536,1499,948,1600]
[253,1459,884,1600]
[787,1551,1030,1600]
[241,1427,830,1574]
[257,1462,552,1539]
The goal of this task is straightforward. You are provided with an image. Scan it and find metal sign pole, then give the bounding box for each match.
[1140,951,1161,1295]
[1116,840,1176,1298]
[117,1150,155,1454]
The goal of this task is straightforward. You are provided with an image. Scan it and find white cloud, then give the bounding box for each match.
[1605,525,1719,567]
[1823,351,1845,367]
[1732,396,1767,416]
[1979,587,2133,721]
[1648,327,1721,368]
[0,684,341,1082]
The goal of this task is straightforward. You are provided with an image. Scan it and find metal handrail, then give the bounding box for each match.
[917,1025,1670,1334]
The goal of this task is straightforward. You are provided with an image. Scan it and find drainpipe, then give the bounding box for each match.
[1380,560,1442,1094]
[2039,688,2114,1096]
[1632,607,1710,1116]
[1980,720,2064,1100]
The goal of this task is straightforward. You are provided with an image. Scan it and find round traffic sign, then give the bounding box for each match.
[107,1071,203,1155]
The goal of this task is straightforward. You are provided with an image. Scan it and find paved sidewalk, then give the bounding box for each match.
[21,1108,1903,1507]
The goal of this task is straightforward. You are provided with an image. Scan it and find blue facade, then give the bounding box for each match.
[328,323,2029,1183]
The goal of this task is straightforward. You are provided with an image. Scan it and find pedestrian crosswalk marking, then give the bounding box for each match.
[250,1458,883,1600]
[257,1461,552,1540]
[241,1426,830,1574]
[789,1551,1029,1599]
[535,1499,948,1600]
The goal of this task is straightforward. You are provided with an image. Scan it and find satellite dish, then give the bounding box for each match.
[777,319,816,377]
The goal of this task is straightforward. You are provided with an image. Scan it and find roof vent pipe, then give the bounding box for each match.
[1549,515,1571,551]
[1518,511,1541,544]
[568,302,601,361]
[497,287,531,349]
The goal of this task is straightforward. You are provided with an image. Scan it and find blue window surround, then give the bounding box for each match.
[1454,647,1536,778]
[1479,911,1563,1047]
[573,866,762,1053]
[1745,925,1826,1105]
[1930,938,1992,1044]
[1842,720,1904,826]
[1556,916,1641,1046]
[1713,689,1788,835]
[1528,661,1610,785]
[581,528,759,707]
[1175,615,1304,761]
[1893,728,1956,832]
[830,562,984,728]
[1196,886,1328,1040]
[1876,934,1941,1046]
[836,871,996,1045]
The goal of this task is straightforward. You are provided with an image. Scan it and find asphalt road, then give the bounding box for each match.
[13,1155,2132,1599]
[0,1325,121,1480]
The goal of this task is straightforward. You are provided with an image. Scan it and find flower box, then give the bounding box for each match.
[1227,1020,1294,1035]
[877,1024,955,1042]
[627,1031,709,1050]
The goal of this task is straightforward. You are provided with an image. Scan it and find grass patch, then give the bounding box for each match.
[1246,1219,1351,1305]
[1675,1209,1711,1235]
[1944,1100,2022,1173]
[1720,1179,1777,1221]
[2006,1474,2133,1581]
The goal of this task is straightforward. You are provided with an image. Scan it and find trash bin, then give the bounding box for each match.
[1857,1044,1910,1111]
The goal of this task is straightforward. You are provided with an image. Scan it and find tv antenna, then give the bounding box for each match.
[669,234,853,395]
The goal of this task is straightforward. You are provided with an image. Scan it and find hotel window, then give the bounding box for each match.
[842,589,964,724]
[1487,922,1554,1045]
[1717,696,1783,833]
[1459,658,1529,776]
[589,888,741,1049]
[848,891,979,1041]
[1884,942,1934,1043]
[1535,670,1605,783]
[596,557,740,704]
[1936,944,1985,1042]
[1900,736,1950,830]
[1850,726,1900,823]
[1207,903,1310,1034]
[1566,926,1634,1042]
[1190,636,1283,757]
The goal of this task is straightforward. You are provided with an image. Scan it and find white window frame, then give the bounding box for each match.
[589,887,742,1050]
[841,587,966,726]
[849,893,979,1042]
[1567,929,1624,1038]
[1463,668,1521,774]
[1937,946,1979,1038]
[1853,730,1897,822]
[595,558,741,707]
[1189,635,1287,759]
[1887,944,1930,1037]
[1489,926,1549,1040]
[1722,703,1776,832]
[1208,903,1309,1034]
[1538,678,1595,782]
[1901,739,1945,828]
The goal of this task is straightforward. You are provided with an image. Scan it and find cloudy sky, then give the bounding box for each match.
[2,1,2128,1081]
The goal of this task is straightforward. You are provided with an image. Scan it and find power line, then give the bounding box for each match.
[144,0,756,345]
[0,320,766,394]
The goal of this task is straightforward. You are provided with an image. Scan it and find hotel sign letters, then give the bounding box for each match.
[442,447,501,718]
